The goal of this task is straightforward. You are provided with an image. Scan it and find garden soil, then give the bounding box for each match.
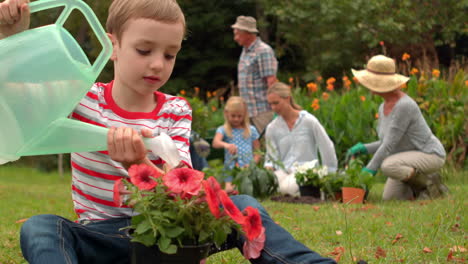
[270,195,323,204]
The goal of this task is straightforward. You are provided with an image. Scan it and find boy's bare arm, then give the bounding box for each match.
[0,0,30,39]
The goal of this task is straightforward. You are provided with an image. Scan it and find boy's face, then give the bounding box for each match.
[110,18,184,96]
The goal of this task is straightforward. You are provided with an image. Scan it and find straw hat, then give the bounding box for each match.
[231,16,259,33]
[352,55,409,93]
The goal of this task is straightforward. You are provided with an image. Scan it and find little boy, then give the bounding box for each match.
[0,0,335,263]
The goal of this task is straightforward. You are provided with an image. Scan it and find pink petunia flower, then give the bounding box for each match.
[202,177,222,218]
[163,168,204,198]
[243,227,266,259]
[128,164,162,191]
[241,206,263,240]
[218,190,245,224]
[113,178,131,206]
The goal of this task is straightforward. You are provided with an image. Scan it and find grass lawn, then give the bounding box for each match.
[0,165,466,263]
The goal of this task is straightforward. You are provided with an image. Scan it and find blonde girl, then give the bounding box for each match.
[212,96,261,191]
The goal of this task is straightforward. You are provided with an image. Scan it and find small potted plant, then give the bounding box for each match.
[341,159,375,204]
[232,160,278,199]
[293,160,329,198]
[321,173,344,201]
[114,164,266,263]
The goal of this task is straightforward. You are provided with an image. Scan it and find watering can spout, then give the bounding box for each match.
[10,117,181,168]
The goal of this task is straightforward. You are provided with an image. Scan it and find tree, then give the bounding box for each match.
[259,0,468,81]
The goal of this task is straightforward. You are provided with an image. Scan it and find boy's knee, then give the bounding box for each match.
[230,194,261,211]
[21,214,60,237]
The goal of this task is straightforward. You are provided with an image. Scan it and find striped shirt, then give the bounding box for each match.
[70,81,192,221]
[238,38,278,117]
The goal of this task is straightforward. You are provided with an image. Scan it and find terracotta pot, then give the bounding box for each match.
[341,187,365,204]
[299,185,321,198]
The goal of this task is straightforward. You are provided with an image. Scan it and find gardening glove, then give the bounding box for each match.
[345,143,368,161]
[361,167,377,176]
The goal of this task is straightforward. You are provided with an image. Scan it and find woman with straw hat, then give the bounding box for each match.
[347,55,448,200]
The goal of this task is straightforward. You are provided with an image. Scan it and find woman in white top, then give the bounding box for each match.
[264,82,337,196]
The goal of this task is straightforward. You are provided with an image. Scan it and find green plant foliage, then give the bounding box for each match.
[341,159,375,191]
[321,173,344,197]
[185,96,225,139]
[232,161,278,199]
[124,174,238,253]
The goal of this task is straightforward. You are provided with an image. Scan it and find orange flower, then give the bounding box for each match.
[465,80,468,87]
[379,41,384,46]
[289,77,294,83]
[326,77,336,85]
[322,92,330,101]
[410,68,419,75]
[375,113,379,119]
[316,76,323,82]
[360,96,366,102]
[180,90,186,95]
[220,96,225,102]
[402,53,410,61]
[194,86,200,93]
[211,106,217,112]
[207,91,212,98]
[344,79,352,90]
[212,91,217,96]
[432,69,440,78]
[342,76,349,81]
[326,84,334,91]
[310,98,320,111]
[307,82,318,92]
[400,83,407,89]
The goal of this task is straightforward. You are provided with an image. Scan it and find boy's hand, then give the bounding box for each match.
[0,0,30,39]
[107,127,152,169]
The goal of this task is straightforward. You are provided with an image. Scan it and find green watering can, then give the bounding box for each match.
[0,0,181,167]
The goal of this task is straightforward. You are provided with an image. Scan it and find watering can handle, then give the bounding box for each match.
[29,0,112,79]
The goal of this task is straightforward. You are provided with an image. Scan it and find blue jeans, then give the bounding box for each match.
[20,195,335,264]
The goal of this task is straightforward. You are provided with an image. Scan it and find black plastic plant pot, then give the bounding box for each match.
[130,241,212,264]
[299,185,321,198]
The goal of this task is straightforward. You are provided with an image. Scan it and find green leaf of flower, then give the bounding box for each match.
[132,232,156,247]
[166,226,185,238]
[135,219,152,234]
[158,236,177,254]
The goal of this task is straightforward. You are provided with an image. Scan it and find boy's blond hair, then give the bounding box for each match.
[106,0,186,40]
[223,96,251,139]
[267,82,303,110]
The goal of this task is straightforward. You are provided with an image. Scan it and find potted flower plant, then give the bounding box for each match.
[341,159,375,204]
[293,160,329,198]
[114,164,266,264]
